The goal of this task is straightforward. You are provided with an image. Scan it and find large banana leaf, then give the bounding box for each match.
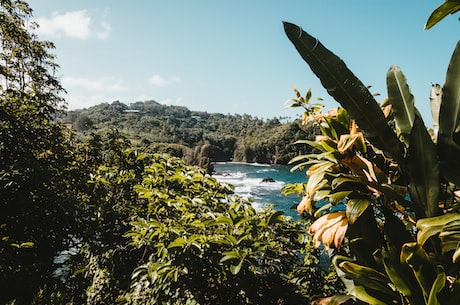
[425,0,460,30]
[437,40,460,185]
[386,65,416,147]
[283,22,402,160]
[407,113,440,217]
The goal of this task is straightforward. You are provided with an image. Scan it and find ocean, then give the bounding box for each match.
[212,162,307,220]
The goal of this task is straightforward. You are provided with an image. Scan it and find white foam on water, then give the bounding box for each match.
[255,167,277,173]
[212,162,306,219]
[214,169,286,211]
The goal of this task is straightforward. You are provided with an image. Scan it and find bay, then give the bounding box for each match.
[212,162,307,219]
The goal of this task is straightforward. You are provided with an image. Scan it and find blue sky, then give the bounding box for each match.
[27,1,459,126]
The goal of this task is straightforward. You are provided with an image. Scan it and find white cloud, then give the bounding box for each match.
[96,21,111,40]
[62,76,127,93]
[35,10,111,40]
[61,76,128,109]
[148,74,181,87]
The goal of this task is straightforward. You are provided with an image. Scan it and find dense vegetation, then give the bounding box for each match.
[2,0,459,304]
[64,100,319,171]
[0,1,338,304]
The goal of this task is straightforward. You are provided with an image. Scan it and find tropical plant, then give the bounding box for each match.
[283,21,460,304]
[426,0,460,29]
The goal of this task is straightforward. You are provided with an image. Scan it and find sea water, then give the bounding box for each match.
[212,162,307,219]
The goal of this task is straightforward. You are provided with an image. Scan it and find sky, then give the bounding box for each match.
[26,0,459,126]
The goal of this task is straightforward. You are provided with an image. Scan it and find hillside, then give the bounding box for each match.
[63,100,319,170]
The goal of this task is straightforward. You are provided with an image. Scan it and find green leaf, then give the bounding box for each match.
[331,175,368,194]
[19,241,34,248]
[328,190,352,205]
[453,247,460,263]
[220,250,241,263]
[288,154,311,164]
[349,286,389,305]
[283,21,401,159]
[292,139,326,153]
[386,65,415,146]
[427,267,446,305]
[438,40,460,185]
[168,237,186,248]
[332,255,356,291]
[208,215,233,226]
[346,198,371,225]
[439,228,460,255]
[267,210,285,225]
[416,213,460,246]
[338,261,395,297]
[407,113,440,217]
[401,242,437,298]
[379,248,425,304]
[307,160,335,177]
[230,259,244,275]
[306,170,327,197]
[425,0,460,29]
[439,231,460,249]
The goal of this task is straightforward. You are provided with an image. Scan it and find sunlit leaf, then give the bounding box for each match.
[283,21,401,159]
[349,286,388,305]
[168,237,186,248]
[425,0,460,29]
[230,259,244,275]
[427,267,446,305]
[417,213,460,246]
[338,261,394,296]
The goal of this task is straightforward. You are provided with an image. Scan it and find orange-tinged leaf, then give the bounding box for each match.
[310,212,348,249]
[297,195,311,214]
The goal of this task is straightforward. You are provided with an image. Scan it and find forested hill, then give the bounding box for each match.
[64,100,319,169]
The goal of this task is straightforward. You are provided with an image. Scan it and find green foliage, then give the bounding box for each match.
[284,22,460,304]
[64,100,319,167]
[426,0,460,29]
[72,149,321,304]
[0,1,78,303]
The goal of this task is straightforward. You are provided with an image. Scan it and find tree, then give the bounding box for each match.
[0,0,77,303]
